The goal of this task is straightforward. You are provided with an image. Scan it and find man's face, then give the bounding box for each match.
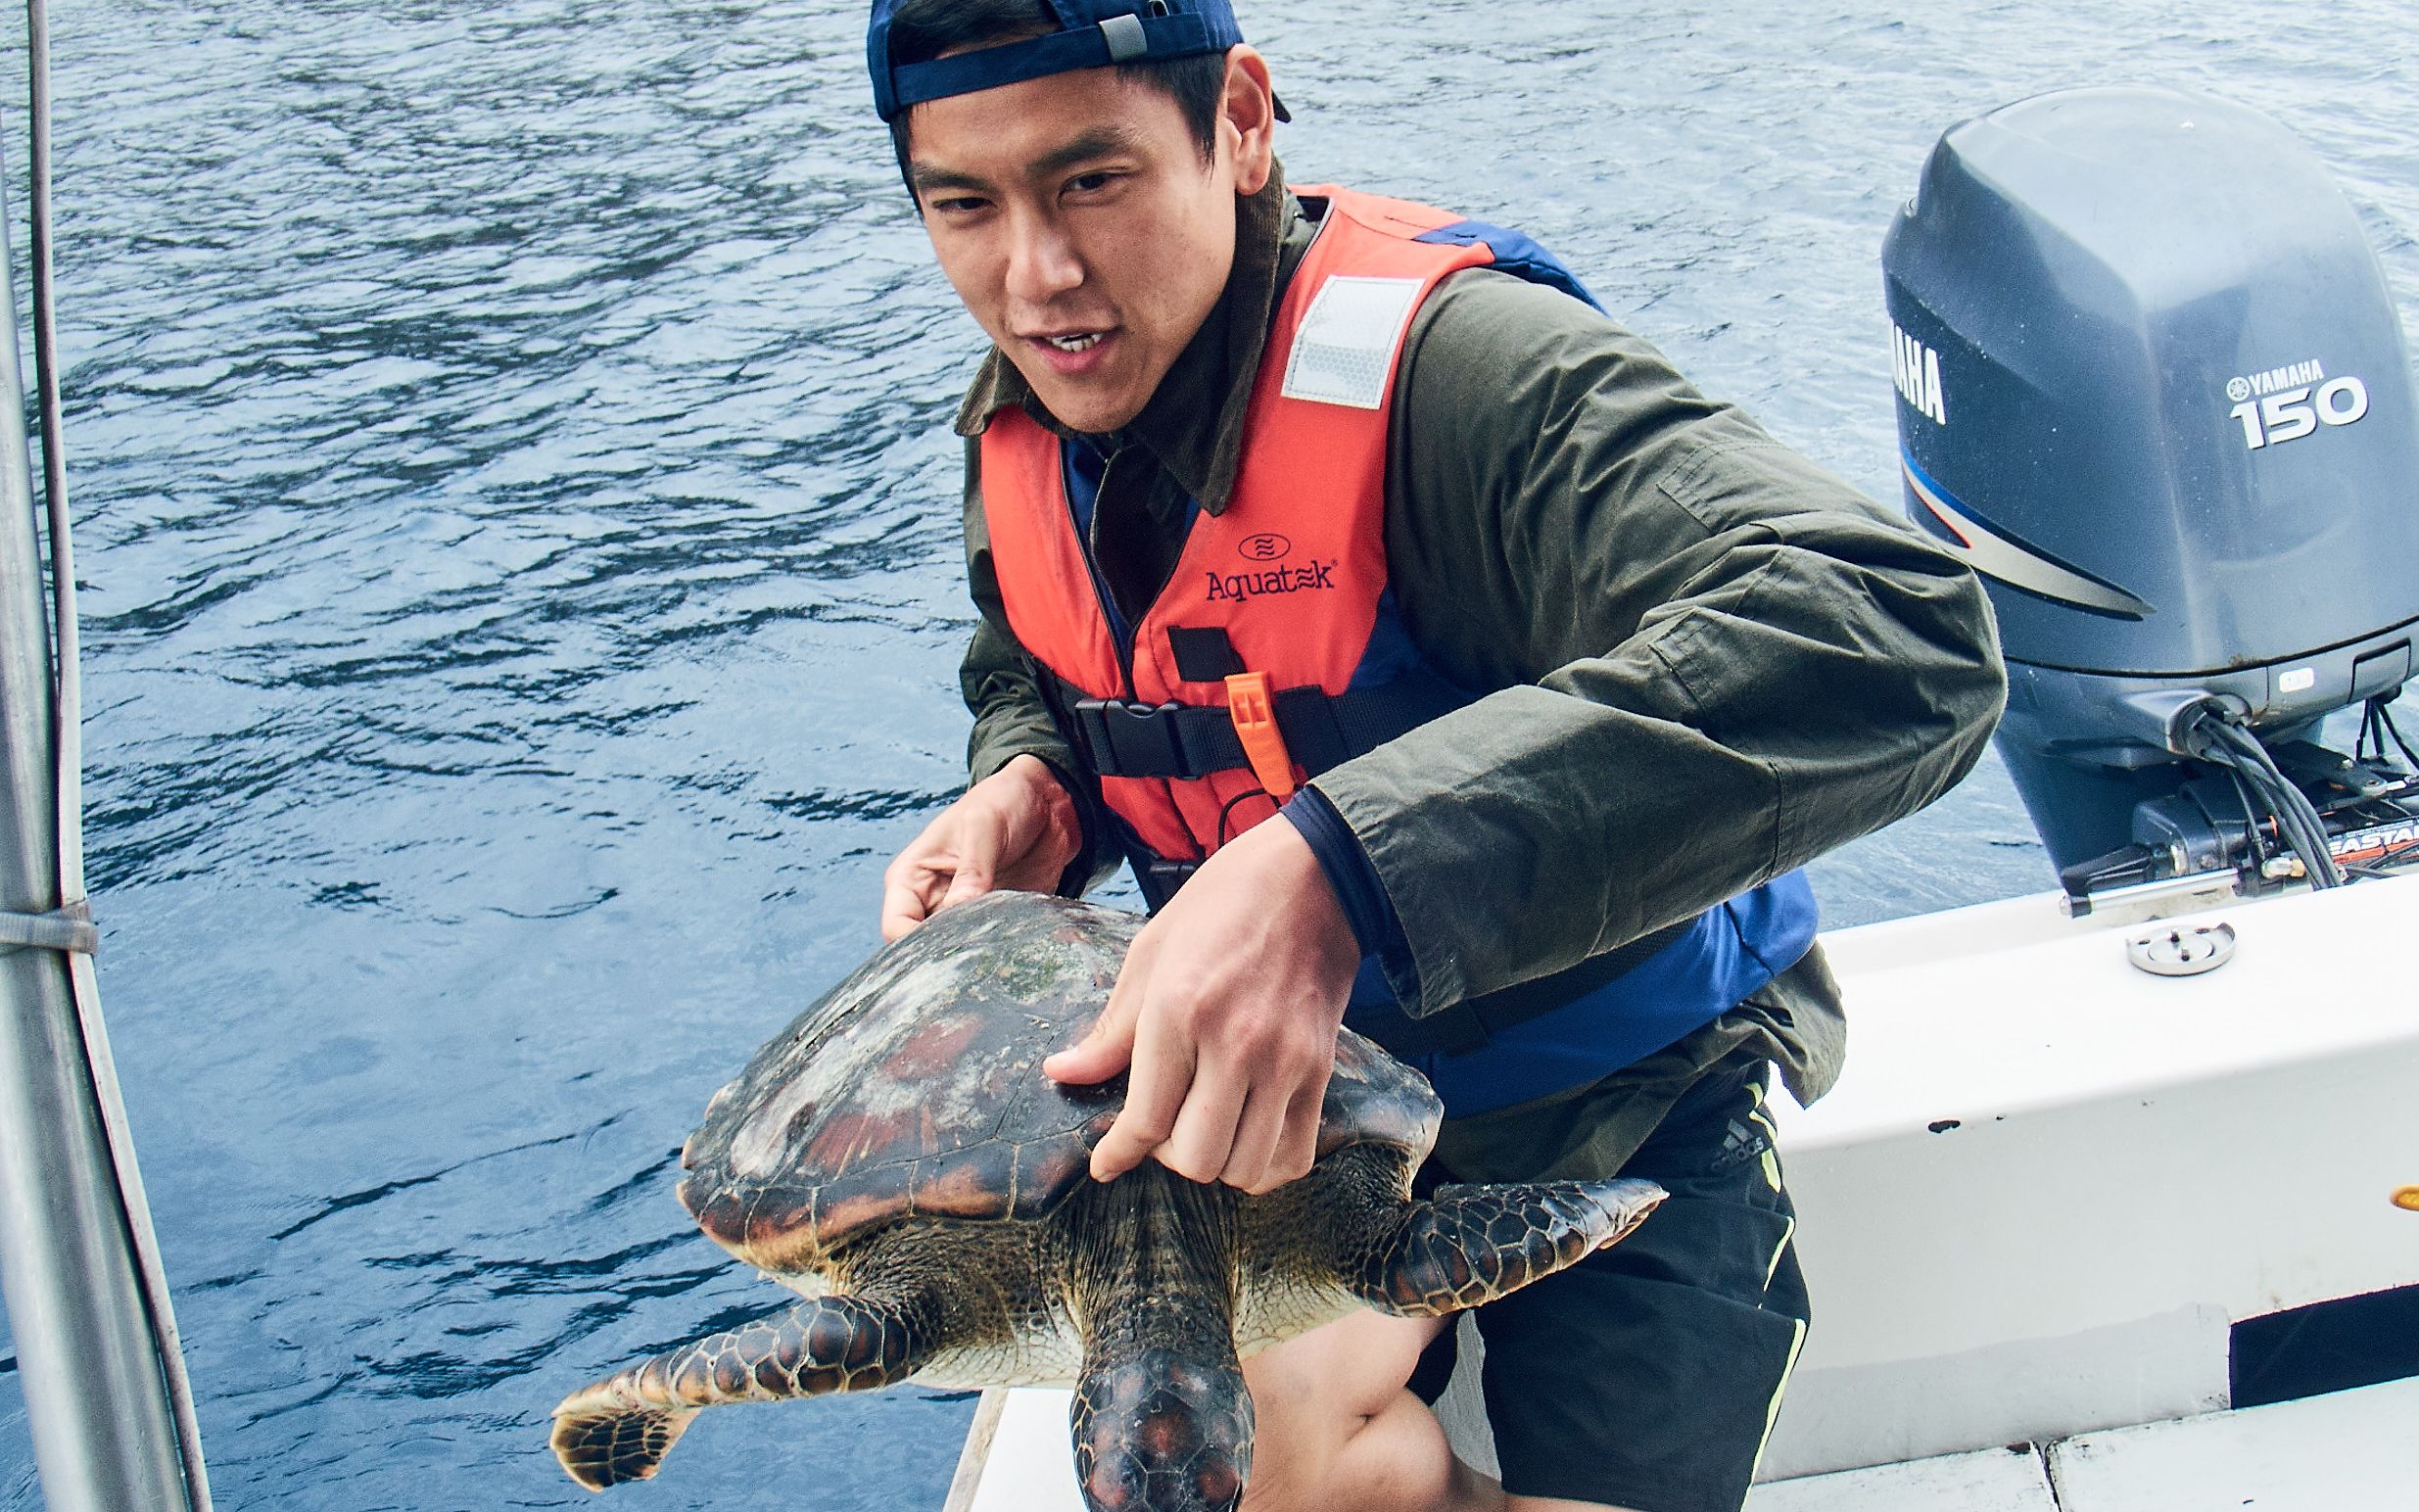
[905,53,1273,435]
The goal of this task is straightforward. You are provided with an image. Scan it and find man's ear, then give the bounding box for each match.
[1221,47,1277,196]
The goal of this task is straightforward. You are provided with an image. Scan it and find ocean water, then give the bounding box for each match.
[0,1,2411,1507]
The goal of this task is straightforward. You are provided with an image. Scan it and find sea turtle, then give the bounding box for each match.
[549,890,1664,1509]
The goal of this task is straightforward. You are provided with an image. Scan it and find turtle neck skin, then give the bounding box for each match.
[1059,1164,1252,1512]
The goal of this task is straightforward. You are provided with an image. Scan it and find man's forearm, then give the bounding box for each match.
[1313,521,2004,1017]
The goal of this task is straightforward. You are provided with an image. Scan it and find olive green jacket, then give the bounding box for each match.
[944,166,2006,1134]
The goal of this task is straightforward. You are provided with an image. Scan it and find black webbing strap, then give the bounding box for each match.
[1056,666,1464,789]
[1356,917,1700,1059]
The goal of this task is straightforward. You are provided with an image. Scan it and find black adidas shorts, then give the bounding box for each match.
[1406,1060,1809,1512]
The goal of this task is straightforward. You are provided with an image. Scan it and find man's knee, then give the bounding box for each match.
[1246,1310,1439,1425]
[1237,1312,1459,1512]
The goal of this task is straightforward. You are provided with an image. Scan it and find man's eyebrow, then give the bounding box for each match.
[908,163,994,196]
[909,126,1148,199]
[1028,126,1147,180]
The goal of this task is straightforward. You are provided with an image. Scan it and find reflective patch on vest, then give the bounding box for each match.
[1279,275,1425,410]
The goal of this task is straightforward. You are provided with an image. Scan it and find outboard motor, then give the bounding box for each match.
[1884,85,2419,913]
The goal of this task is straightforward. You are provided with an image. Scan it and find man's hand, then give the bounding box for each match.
[881,754,1085,940]
[1043,816,1362,1194]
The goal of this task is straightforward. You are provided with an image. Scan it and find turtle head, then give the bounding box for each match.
[1069,1347,1252,1512]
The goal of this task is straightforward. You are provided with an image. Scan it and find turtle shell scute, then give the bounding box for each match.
[677,890,1445,1265]
[1316,1023,1443,1158]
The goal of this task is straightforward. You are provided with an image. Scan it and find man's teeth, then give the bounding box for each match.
[1047,333,1103,353]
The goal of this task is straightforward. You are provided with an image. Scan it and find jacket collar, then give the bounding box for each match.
[952,163,1313,517]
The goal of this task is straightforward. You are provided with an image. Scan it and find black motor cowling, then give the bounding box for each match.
[1884,86,2419,897]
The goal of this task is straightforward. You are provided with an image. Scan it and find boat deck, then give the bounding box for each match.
[1750,1373,2418,1510]
[949,1373,2419,1510]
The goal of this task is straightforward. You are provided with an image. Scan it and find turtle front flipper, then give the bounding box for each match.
[1352,1177,1666,1316]
[549,1293,932,1490]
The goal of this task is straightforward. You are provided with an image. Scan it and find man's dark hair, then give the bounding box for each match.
[885,0,1230,196]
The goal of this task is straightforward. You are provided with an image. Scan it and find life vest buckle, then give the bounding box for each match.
[1070,697,1197,780]
[1223,671,1299,802]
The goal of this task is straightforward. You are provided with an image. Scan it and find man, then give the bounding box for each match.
[872,3,2005,1509]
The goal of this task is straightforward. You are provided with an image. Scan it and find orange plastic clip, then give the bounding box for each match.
[1222,671,1298,802]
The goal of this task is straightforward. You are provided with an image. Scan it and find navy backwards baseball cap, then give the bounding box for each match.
[868,0,1285,123]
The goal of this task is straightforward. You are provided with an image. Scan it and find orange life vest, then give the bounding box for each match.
[980,185,1491,874]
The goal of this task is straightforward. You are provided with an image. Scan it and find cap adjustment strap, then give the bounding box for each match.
[887,10,1216,117]
[1098,14,1148,62]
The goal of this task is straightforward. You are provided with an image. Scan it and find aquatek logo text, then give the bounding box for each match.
[1891,322,1948,427]
[1205,560,1338,601]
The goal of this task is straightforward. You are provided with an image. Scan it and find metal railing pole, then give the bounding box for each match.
[0,101,196,1512]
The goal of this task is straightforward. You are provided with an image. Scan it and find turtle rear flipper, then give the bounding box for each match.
[1352,1177,1665,1316]
[549,1293,932,1490]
